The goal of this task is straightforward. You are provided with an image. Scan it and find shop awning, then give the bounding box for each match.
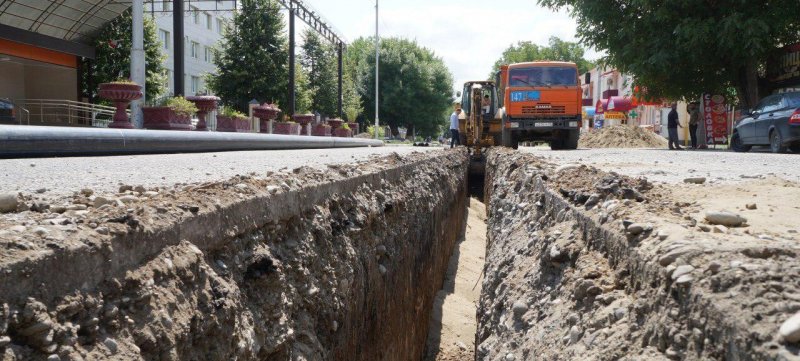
[0,0,129,57]
[607,96,633,112]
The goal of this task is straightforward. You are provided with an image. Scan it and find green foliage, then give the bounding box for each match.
[164,96,198,116]
[208,0,288,113]
[301,29,338,117]
[85,9,166,101]
[537,0,800,106]
[490,37,594,78]
[218,106,247,119]
[341,123,350,130]
[294,61,313,113]
[342,70,362,122]
[366,125,385,138]
[346,37,454,138]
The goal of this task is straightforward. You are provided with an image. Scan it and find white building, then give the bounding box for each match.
[147,0,234,96]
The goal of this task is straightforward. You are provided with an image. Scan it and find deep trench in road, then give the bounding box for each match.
[423,172,488,361]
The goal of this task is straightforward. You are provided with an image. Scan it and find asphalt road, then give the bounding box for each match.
[0,146,440,200]
[523,146,800,184]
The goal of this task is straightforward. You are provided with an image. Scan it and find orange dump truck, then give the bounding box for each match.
[495,61,582,149]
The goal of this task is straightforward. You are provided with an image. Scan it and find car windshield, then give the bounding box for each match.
[786,93,800,108]
[508,66,577,87]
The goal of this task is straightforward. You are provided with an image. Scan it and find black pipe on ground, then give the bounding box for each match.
[0,125,383,158]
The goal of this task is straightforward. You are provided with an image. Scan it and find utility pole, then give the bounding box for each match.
[130,0,145,128]
[374,0,379,139]
[173,0,184,96]
[288,4,296,116]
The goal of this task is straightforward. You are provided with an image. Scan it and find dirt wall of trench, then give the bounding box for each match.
[0,150,468,361]
[477,148,800,361]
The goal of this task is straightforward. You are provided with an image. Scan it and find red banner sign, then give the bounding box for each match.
[702,94,729,144]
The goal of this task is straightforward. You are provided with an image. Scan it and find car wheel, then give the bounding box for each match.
[770,130,787,153]
[790,144,800,153]
[730,132,751,153]
[501,127,514,148]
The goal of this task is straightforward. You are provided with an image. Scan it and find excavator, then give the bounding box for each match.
[457,80,501,176]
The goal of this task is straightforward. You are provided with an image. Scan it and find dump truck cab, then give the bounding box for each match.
[496,61,582,149]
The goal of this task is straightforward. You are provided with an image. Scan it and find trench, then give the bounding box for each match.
[2,147,790,361]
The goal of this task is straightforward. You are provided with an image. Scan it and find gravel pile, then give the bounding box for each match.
[580,125,668,149]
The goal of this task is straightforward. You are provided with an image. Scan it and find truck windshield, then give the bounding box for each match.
[509,67,577,87]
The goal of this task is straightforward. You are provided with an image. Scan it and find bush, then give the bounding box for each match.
[366,125,385,138]
[219,106,247,119]
[341,123,350,130]
[164,96,198,117]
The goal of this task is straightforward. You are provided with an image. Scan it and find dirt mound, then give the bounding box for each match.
[579,125,667,149]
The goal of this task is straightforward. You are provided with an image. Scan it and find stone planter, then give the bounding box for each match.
[185,96,219,131]
[334,128,353,138]
[312,124,332,137]
[98,82,142,129]
[274,122,301,135]
[347,122,360,135]
[327,118,344,130]
[254,103,280,134]
[216,116,251,132]
[293,114,315,136]
[142,107,192,130]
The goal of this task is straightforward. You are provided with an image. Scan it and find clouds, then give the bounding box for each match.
[303,0,599,94]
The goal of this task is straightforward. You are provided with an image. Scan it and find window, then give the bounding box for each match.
[191,6,199,24]
[216,18,223,34]
[158,29,170,50]
[163,70,172,92]
[191,76,200,95]
[206,13,212,30]
[191,41,199,58]
[161,0,171,11]
[785,93,800,108]
[508,67,578,87]
[204,46,213,62]
[757,95,782,114]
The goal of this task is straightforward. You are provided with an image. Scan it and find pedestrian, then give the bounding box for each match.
[450,108,462,149]
[688,102,700,149]
[667,103,683,150]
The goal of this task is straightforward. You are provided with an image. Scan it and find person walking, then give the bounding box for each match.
[688,102,700,149]
[667,103,683,150]
[449,108,461,148]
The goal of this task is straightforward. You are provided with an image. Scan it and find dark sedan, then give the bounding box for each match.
[732,91,800,153]
[0,98,15,124]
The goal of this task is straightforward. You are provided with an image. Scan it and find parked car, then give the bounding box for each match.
[731,91,800,153]
[0,98,15,124]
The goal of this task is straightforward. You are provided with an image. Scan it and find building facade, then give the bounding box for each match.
[148,0,234,97]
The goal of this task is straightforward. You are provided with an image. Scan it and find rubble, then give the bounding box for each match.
[579,125,668,148]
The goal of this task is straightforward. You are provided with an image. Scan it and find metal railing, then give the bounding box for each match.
[12,99,122,128]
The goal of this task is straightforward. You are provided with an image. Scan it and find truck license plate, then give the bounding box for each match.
[535,122,553,127]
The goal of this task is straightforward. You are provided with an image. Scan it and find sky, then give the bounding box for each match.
[293,0,600,94]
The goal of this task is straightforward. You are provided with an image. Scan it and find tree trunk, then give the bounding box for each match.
[738,60,760,109]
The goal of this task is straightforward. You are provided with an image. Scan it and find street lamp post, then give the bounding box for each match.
[374,0,379,139]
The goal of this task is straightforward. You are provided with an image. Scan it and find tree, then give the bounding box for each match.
[208,0,287,113]
[490,37,594,78]
[346,37,454,138]
[538,0,800,107]
[300,29,338,117]
[85,9,166,101]
[294,61,313,114]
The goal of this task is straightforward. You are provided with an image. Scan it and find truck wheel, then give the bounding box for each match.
[562,129,579,150]
[550,139,562,150]
[501,127,514,148]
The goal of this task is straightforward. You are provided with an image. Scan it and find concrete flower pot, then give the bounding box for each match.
[334,128,353,138]
[98,82,142,129]
[327,118,344,130]
[312,124,332,137]
[216,116,251,132]
[293,114,315,136]
[254,103,281,134]
[274,122,301,135]
[185,96,219,131]
[142,107,192,130]
[347,122,360,135]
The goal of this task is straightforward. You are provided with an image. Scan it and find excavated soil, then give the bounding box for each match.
[0,150,468,361]
[477,148,800,360]
[580,125,668,149]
